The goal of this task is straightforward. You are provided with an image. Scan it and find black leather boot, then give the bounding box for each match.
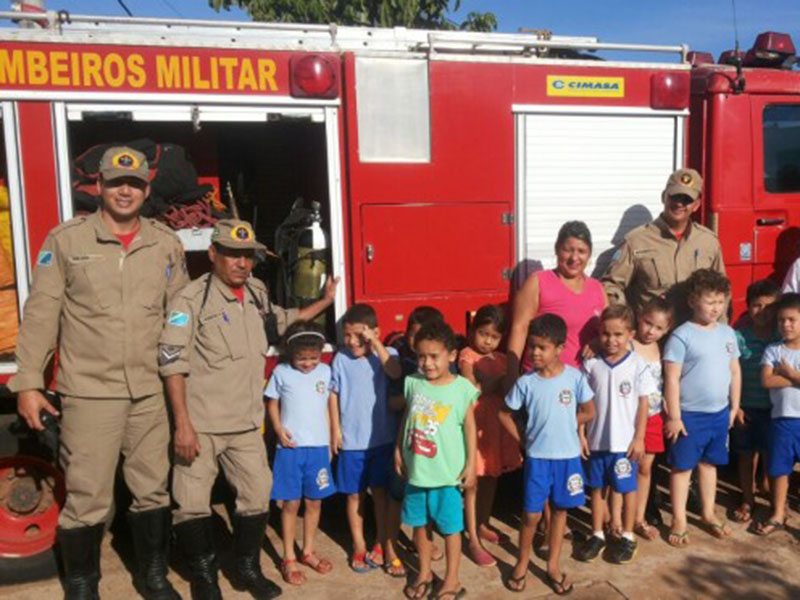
[127,508,182,600]
[231,512,282,599]
[57,523,104,600]
[174,517,222,600]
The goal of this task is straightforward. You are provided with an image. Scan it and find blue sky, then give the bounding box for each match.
[20,1,800,63]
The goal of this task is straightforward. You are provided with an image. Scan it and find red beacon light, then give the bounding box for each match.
[718,50,746,66]
[650,72,690,110]
[743,32,796,68]
[290,55,338,99]
[687,51,714,67]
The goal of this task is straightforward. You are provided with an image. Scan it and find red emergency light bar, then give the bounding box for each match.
[289,54,338,99]
[687,51,714,66]
[718,50,746,66]
[650,72,689,110]
[743,31,796,68]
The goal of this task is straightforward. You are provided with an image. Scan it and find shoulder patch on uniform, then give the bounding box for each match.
[37,250,53,266]
[50,215,88,236]
[168,311,189,327]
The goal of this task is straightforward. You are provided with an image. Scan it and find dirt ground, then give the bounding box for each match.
[4,467,800,600]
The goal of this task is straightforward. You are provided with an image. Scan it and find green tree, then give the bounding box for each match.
[209,0,497,31]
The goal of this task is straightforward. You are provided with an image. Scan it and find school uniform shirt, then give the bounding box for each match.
[644,358,664,417]
[265,362,331,447]
[505,365,594,460]
[663,321,740,413]
[761,343,800,418]
[583,352,657,452]
[737,325,777,410]
[401,374,479,488]
[330,347,398,450]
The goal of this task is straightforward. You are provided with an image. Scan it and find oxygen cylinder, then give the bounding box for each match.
[292,202,328,327]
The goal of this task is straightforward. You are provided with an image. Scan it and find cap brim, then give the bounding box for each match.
[214,239,272,254]
[665,184,700,200]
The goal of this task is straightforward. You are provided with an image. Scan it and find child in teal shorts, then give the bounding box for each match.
[395,320,478,600]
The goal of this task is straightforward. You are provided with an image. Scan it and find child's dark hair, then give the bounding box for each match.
[281,320,326,360]
[600,304,634,329]
[342,303,378,328]
[414,320,457,352]
[777,292,800,313]
[406,306,444,333]
[471,304,507,334]
[686,268,731,299]
[639,296,674,324]
[555,221,592,252]
[746,279,781,306]
[528,313,567,346]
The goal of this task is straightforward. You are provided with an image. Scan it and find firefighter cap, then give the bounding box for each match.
[211,219,269,253]
[99,146,150,183]
[664,168,703,201]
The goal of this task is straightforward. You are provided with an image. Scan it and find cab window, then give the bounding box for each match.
[764,104,800,193]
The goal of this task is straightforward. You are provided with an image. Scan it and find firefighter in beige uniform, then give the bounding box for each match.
[160,219,336,600]
[10,147,187,600]
[602,168,726,322]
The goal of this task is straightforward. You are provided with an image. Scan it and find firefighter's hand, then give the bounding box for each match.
[174,423,201,464]
[17,390,59,432]
[322,276,339,304]
[277,426,296,448]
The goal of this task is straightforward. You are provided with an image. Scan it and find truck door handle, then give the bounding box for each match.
[365,244,374,263]
[756,218,785,226]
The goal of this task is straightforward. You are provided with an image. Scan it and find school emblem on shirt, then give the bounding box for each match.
[614,458,633,479]
[619,381,632,398]
[559,389,574,406]
[315,380,327,394]
[567,473,584,496]
[316,468,330,490]
[726,342,735,355]
[407,392,451,459]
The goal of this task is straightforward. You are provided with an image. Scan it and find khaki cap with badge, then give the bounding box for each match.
[664,168,703,200]
[99,146,150,182]
[211,218,274,255]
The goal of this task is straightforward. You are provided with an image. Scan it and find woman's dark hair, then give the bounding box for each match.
[528,313,567,346]
[414,320,457,352]
[281,320,326,360]
[554,220,592,253]
[471,304,507,334]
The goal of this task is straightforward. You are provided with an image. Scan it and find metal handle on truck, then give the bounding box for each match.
[365,244,374,262]
[756,218,785,226]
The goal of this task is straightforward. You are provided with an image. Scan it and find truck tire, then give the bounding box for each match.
[0,548,58,584]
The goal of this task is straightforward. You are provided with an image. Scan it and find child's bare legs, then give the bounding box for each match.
[508,511,541,590]
[622,490,637,535]
[385,497,403,567]
[412,526,433,587]
[370,487,388,564]
[697,462,728,535]
[346,492,368,567]
[302,499,333,569]
[669,468,691,537]
[281,500,305,581]
[438,532,463,595]
[761,475,789,531]
[537,501,552,548]
[635,454,655,525]
[465,481,495,563]
[736,451,756,518]
[610,490,623,535]
[477,476,499,540]
[590,488,605,534]
[547,508,571,588]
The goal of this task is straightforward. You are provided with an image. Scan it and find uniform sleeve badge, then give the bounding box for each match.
[168,311,189,327]
[37,250,53,267]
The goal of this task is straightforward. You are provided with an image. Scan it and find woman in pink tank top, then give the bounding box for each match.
[507,221,607,375]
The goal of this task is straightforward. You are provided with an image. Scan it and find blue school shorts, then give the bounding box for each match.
[402,484,463,535]
[731,407,771,454]
[271,446,336,501]
[584,451,638,494]
[667,408,729,471]
[335,444,393,494]
[523,456,586,514]
[768,418,800,478]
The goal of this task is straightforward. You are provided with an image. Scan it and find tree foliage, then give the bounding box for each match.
[209,0,496,31]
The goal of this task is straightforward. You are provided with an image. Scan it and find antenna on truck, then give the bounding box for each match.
[730,0,746,93]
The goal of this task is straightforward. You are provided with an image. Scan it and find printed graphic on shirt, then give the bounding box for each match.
[37,250,53,267]
[726,342,736,356]
[315,380,327,394]
[316,468,330,490]
[168,311,189,327]
[407,392,452,459]
[614,458,633,479]
[567,473,584,496]
[619,380,632,398]
[559,389,574,406]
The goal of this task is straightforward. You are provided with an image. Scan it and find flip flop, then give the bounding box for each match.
[365,543,384,568]
[300,552,333,575]
[732,503,752,523]
[756,518,786,536]
[383,557,407,578]
[702,519,732,539]
[505,573,527,593]
[667,530,690,548]
[547,572,574,596]
[349,551,372,573]
[404,579,433,600]
[436,588,466,599]
[280,559,306,586]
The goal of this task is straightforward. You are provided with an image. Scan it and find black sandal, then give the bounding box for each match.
[505,573,527,593]
[404,579,433,600]
[547,573,574,596]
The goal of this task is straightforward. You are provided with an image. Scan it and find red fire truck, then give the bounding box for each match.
[0,7,798,581]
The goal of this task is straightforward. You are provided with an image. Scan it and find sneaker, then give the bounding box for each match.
[610,537,638,564]
[575,535,606,562]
